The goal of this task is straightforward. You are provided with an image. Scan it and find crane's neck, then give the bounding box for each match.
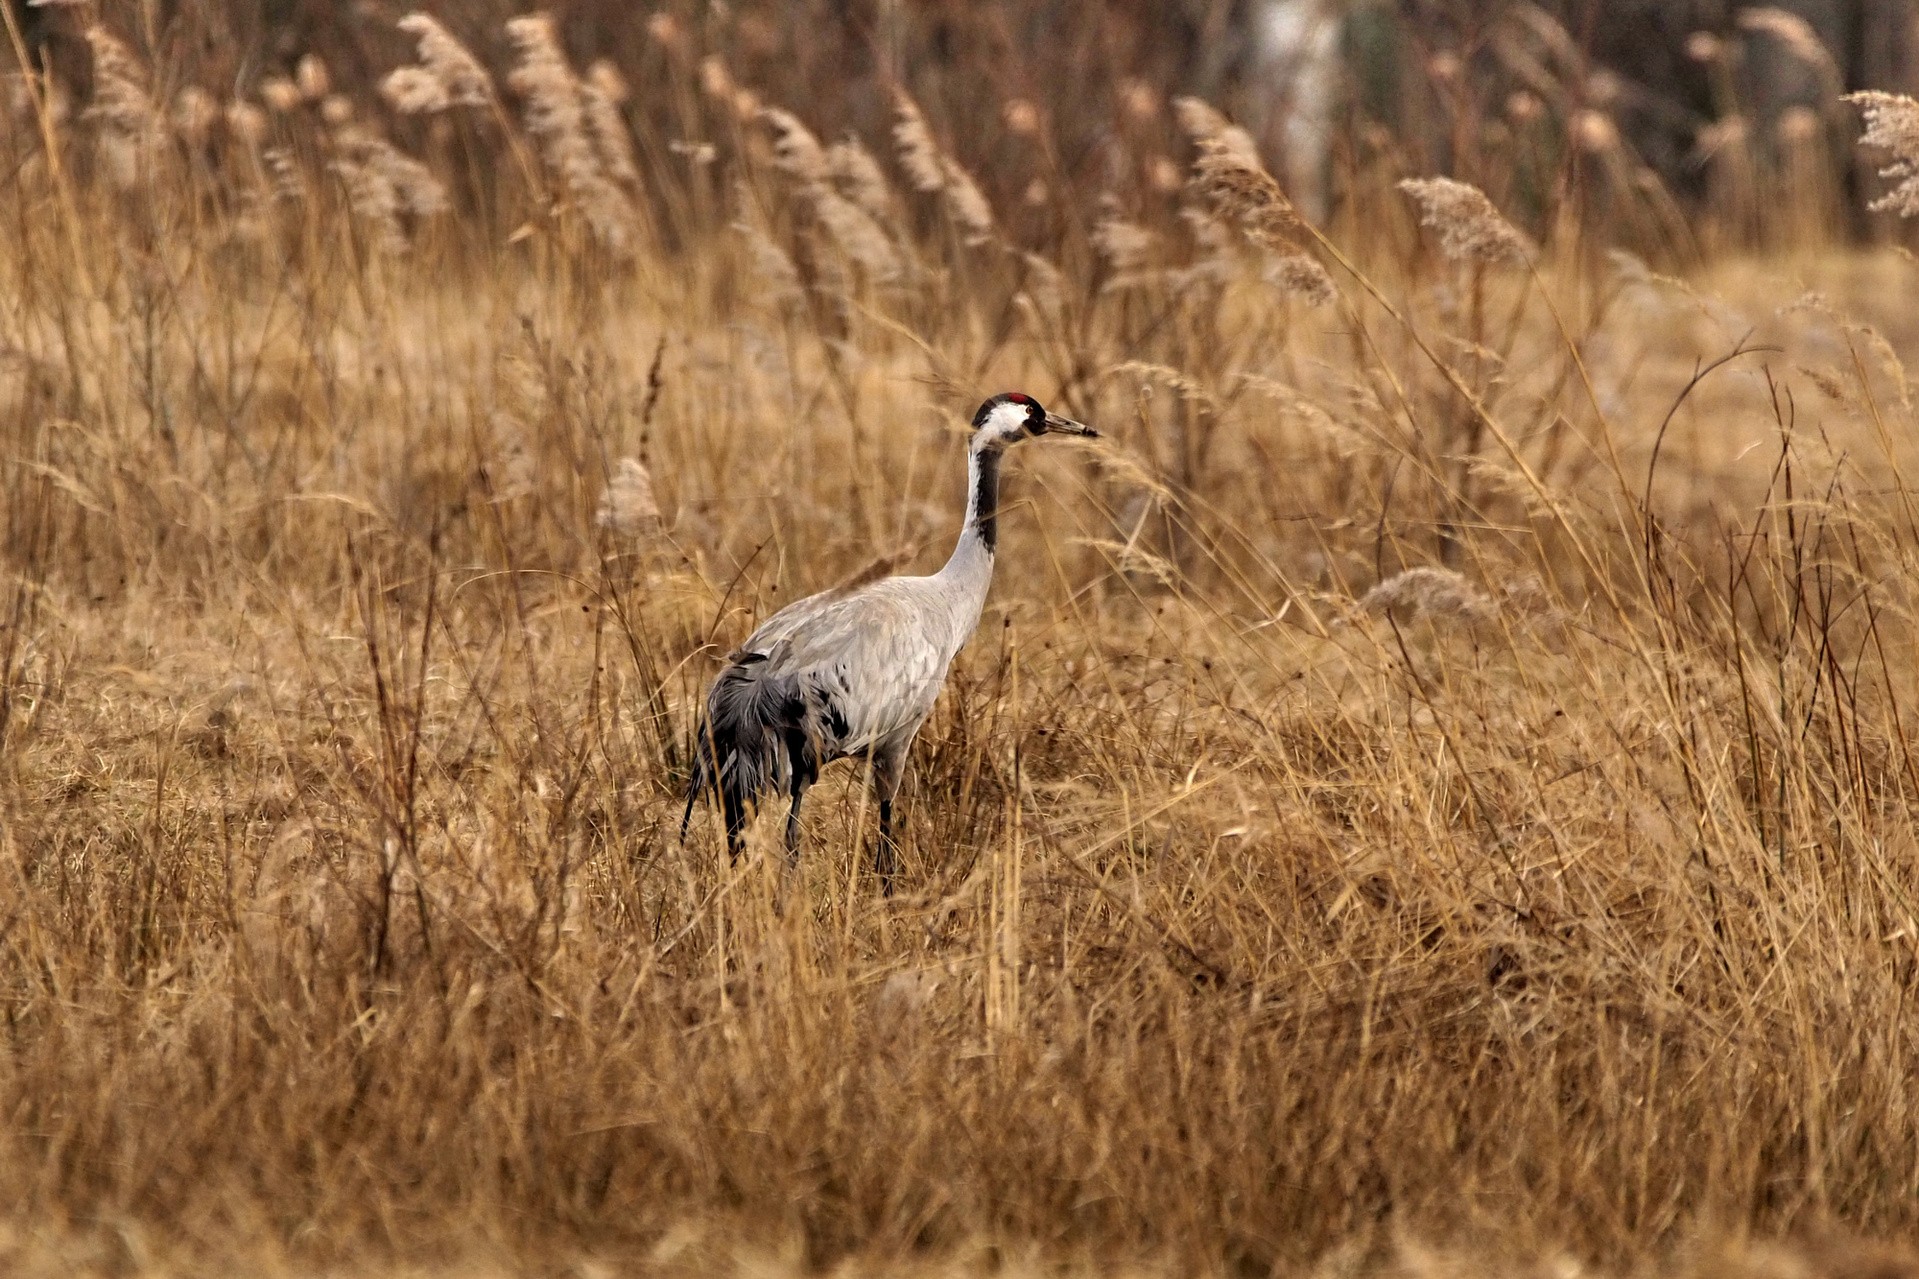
[933,439,1003,624]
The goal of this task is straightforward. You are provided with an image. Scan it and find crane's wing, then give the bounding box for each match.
[737,580,956,751]
[682,580,955,836]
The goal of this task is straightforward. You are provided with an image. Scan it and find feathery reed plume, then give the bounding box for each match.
[1777,105,1821,145]
[893,90,996,245]
[1173,96,1262,165]
[1174,205,1235,266]
[764,108,904,284]
[261,146,305,203]
[892,93,946,191]
[587,59,629,106]
[172,86,216,144]
[734,218,805,309]
[1147,155,1183,192]
[1119,76,1161,120]
[1017,250,1065,315]
[380,67,449,115]
[484,413,538,503]
[1178,206,1237,285]
[393,13,494,110]
[82,26,165,188]
[260,76,302,114]
[698,54,761,124]
[812,189,904,283]
[582,62,641,190]
[1178,98,1306,249]
[1172,97,1331,303]
[597,456,661,538]
[1267,252,1338,306]
[296,54,330,102]
[1191,151,1304,246]
[1358,567,1497,626]
[825,138,893,221]
[762,105,828,181]
[1093,214,1157,282]
[1003,98,1041,137]
[1115,360,1219,408]
[698,56,735,104]
[1847,92,1919,218]
[645,11,689,56]
[330,123,448,254]
[1398,177,1534,267]
[506,13,641,251]
[1572,110,1622,155]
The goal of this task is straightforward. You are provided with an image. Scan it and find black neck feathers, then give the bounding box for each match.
[971,445,1003,554]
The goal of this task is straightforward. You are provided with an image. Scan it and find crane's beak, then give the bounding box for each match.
[1042,411,1098,439]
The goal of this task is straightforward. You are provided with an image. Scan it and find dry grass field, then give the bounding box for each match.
[5,7,1919,1276]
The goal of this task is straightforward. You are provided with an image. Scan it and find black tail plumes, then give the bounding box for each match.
[680,650,837,859]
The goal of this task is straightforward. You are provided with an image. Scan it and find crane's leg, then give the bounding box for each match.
[783,773,809,866]
[875,797,897,894]
[869,741,908,896]
[721,787,747,865]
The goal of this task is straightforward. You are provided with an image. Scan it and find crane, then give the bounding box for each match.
[680,392,1099,893]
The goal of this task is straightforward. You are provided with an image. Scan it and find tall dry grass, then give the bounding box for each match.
[3,7,1919,1278]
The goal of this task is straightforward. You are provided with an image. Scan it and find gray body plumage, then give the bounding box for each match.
[682,394,1095,890]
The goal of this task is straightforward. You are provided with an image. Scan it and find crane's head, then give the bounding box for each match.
[971,393,1098,450]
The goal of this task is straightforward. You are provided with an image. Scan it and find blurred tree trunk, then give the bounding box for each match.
[1856,0,1919,91]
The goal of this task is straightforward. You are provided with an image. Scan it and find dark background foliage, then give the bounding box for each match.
[13,0,1918,247]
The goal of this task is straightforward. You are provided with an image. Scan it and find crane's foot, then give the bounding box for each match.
[874,796,901,896]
